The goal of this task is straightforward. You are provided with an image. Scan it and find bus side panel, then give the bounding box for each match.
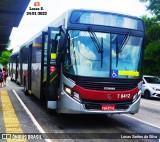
[9,56,13,79]
[16,56,20,85]
[13,54,19,81]
[9,52,20,82]
[19,50,23,85]
[12,56,16,81]
[31,45,42,99]
[21,48,29,88]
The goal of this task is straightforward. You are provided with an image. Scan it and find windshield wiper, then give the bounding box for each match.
[88,26,103,53]
[88,26,103,67]
[116,31,130,67]
[119,31,130,53]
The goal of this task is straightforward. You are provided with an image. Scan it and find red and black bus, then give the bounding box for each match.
[10,9,145,114]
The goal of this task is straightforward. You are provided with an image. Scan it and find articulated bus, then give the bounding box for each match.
[10,9,145,114]
[9,51,19,83]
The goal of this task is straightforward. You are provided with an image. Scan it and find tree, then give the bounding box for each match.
[143,40,160,76]
[140,15,160,76]
[0,50,11,68]
[140,0,160,18]
[139,1,160,76]
[141,15,160,45]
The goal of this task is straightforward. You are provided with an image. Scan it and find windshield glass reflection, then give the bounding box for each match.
[64,30,142,79]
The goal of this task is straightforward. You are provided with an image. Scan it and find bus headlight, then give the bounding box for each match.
[64,86,72,94]
[138,90,142,96]
[132,94,139,103]
[64,85,82,103]
[132,90,141,103]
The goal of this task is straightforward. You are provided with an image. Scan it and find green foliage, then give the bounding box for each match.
[140,7,160,76]
[141,16,160,45]
[143,40,160,76]
[139,0,160,18]
[145,40,160,60]
[0,50,12,68]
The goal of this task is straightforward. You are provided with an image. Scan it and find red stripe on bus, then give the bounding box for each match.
[73,85,139,101]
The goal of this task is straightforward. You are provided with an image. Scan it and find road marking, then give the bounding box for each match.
[0,90,26,142]
[124,114,160,130]
[12,90,52,142]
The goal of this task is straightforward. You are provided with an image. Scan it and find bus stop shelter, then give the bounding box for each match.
[0,0,30,52]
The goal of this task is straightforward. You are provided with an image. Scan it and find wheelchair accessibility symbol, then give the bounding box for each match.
[111,70,118,78]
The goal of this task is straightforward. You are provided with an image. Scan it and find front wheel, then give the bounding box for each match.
[144,90,151,99]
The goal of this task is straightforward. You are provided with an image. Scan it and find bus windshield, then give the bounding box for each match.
[64,30,143,78]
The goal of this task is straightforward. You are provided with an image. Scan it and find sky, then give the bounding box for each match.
[9,0,151,52]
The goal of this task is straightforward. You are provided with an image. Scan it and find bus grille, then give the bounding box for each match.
[77,77,140,91]
[64,72,141,91]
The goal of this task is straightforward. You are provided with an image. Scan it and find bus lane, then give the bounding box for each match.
[124,97,160,128]
[13,84,160,142]
[1,78,160,142]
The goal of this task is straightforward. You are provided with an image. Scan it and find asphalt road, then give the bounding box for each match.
[1,78,160,142]
[125,97,160,128]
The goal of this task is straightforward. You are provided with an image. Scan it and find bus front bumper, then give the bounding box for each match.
[58,91,141,114]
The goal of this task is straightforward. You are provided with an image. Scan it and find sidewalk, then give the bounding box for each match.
[0,77,46,142]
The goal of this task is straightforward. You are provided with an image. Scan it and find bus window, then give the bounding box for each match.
[50,31,60,66]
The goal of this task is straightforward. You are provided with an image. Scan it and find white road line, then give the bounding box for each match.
[12,90,52,142]
[123,114,160,130]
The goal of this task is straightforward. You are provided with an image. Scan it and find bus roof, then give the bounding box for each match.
[19,8,144,48]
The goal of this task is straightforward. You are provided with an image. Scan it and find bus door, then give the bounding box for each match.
[28,44,32,92]
[41,31,48,103]
[15,55,19,82]
[48,27,61,109]
[41,27,61,109]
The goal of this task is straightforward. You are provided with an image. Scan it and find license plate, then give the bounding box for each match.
[101,105,115,111]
